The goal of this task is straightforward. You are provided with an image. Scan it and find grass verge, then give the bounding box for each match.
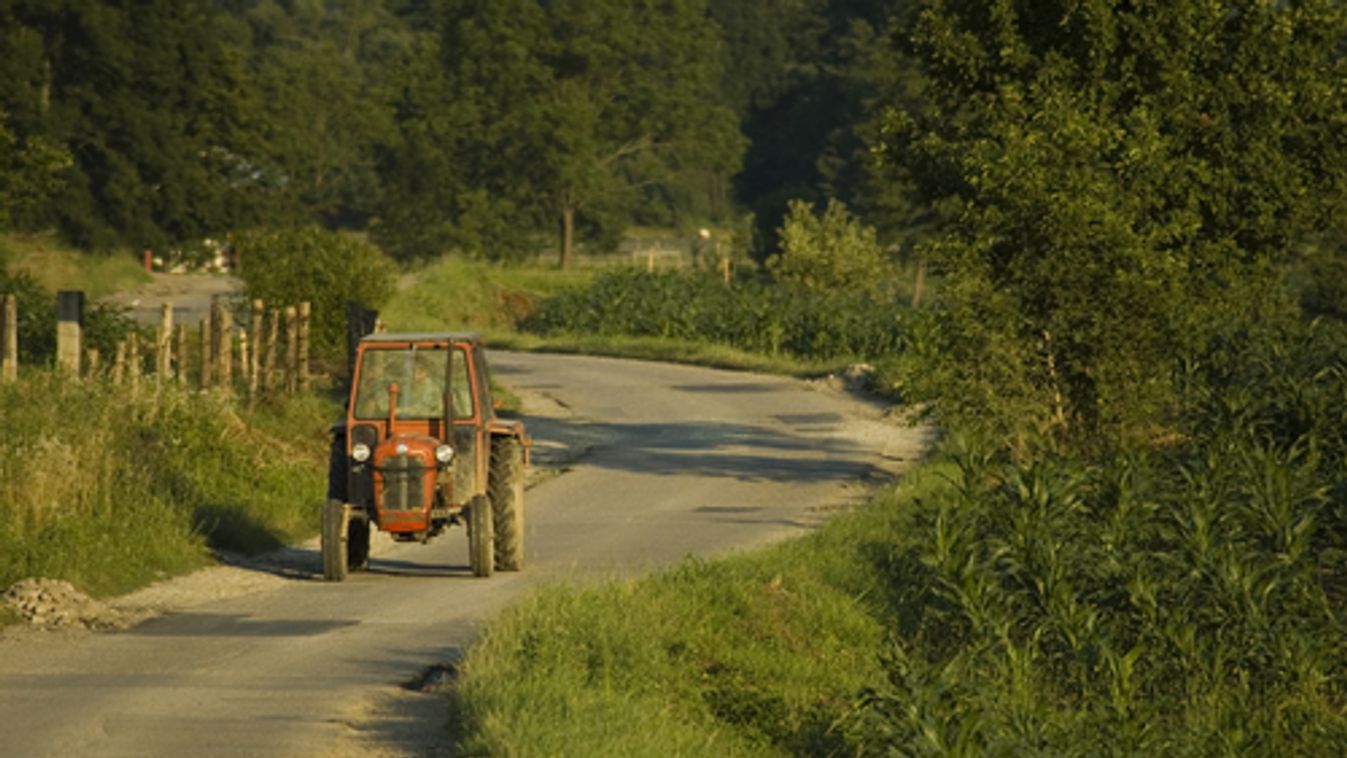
[448,465,948,756]
[0,377,335,598]
[378,257,596,337]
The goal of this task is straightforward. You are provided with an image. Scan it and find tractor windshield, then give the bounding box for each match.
[353,347,472,420]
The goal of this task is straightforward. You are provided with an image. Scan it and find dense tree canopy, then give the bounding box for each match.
[0,0,918,261]
[880,0,1347,446]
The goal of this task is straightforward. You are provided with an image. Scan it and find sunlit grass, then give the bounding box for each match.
[0,231,150,299]
[0,376,334,598]
[449,470,938,756]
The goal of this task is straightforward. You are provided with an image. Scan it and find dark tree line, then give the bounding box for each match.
[0,0,907,264]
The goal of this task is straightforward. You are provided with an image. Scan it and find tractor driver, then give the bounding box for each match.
[401,352,446,418]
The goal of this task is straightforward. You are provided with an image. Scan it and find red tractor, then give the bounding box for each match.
[323,332,528,580]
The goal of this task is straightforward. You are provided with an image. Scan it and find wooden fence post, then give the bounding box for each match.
[157,303,173,385]
[176,323,188,386]
[85,348,100,380]
[219,307,233,391]
[56,291,83,380]
[199,320,212,390]
[209,296,223,389]
[263,308,280,394]
[1,294,16,383]
[112,339,126,386]
[238,329,250,387]
[249,299,263,401]
[297,302,310,392]
[128,331,140,393]
[284,305,298,396]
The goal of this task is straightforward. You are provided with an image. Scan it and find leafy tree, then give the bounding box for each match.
[0,113,70,229]
[219,0,412,228]
[879,0,1347,448]
[385,0,743,266]
[770,198,891,298]
[714,0,912,259]
[0,0,271,250]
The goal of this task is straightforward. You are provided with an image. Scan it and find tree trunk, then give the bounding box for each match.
[559,206,575,269]
[911,260,926,308]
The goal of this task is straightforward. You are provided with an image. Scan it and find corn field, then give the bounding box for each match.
[845,318,1347,754]
[522,269,911,360]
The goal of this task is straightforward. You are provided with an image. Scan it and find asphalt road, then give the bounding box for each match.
[0,351,930,757]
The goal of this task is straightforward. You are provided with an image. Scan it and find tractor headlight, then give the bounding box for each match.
[435,444,454,464]
[351,443,371,462]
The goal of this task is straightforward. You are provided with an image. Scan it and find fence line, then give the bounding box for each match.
[0,290,311,397]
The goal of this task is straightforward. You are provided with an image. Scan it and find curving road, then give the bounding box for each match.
[0,351,930,757]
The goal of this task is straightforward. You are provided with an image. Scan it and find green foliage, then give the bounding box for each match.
[452,534,892,756]
[379,0,744,266]
[846,318,1347,754]
[377,255,595,336]
[0,113,70,229]
[880,0,1347,448]
[769,198,892,297]
[233,227,396,361]
[0,1,271,249]
[0,378,332,596]
[524,268,910,361]
[0,266,139,368]
[453,315,1347,755]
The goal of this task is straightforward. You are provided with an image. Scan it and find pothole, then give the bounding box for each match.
[405,662,459,693]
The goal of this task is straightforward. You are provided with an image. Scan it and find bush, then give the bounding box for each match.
[0,267,138,369]
[233,227,397,360]
[769,198,893,299]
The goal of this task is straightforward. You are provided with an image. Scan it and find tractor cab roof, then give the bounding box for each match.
[358,332,483,346]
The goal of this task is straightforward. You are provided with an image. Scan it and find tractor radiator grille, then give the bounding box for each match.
[379,455,426,511]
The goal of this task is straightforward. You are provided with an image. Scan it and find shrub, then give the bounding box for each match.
[0,267,138,368]
[769,198,893,299]
[233,227,397,361]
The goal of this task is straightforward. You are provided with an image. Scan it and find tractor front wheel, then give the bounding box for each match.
[348,515,370,572]
[468,494,494,578]
[321,499,350,582]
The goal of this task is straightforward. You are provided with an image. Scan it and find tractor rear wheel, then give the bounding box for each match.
[321,499,350,582]
[489,437,526,571]
[468,494,494,578]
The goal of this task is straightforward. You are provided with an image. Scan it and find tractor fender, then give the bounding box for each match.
[488,419,531,467]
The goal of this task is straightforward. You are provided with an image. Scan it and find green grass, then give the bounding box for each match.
[378,256,597,337]
[0,376,335,598]
[449,468,947,756]
[0,231,150,298]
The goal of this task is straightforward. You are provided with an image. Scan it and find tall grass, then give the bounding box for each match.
[450,498,914,756]
[0,378,333,596]
[844,319,1347,754]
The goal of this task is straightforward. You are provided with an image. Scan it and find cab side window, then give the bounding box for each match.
[450,348,473,419]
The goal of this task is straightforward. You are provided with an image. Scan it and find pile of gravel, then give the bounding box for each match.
[2,578,134,631]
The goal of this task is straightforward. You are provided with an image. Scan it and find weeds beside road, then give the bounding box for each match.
[0,378,332,598]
